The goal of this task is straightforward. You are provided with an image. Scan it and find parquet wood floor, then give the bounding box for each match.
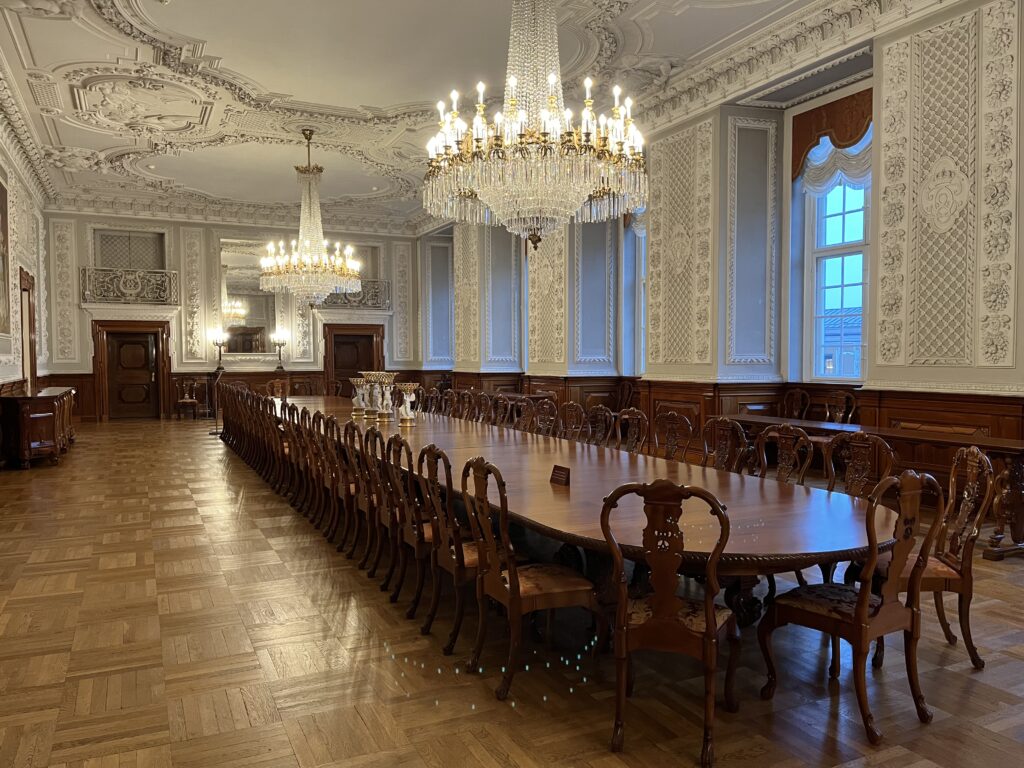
[0,420,1022,767]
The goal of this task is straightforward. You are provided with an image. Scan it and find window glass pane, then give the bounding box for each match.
[824,215,843,246]
[824,287,842,310]
[825,186,844,215]
[843,285,863,309]
[845,186,864,211]
[840,315,862,344]
[820,347,839,377]
[844,253,863,282]
[844,211,864,242]
[840,346,861,378]
[823,256,843,287]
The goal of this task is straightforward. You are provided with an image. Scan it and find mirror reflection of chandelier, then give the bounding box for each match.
[260,129,362,304]
[222,298,247,322]
[423,0,647,249]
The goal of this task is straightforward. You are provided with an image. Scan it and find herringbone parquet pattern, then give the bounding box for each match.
[0,420,1022,767]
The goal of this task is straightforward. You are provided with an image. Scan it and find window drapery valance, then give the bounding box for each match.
[791,89,873,180]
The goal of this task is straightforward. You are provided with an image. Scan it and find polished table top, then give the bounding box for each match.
[278,396,897,575]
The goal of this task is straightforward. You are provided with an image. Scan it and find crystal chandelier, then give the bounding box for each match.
[261,129,362,304]
[423,0,647,249]
[222,299,247,322]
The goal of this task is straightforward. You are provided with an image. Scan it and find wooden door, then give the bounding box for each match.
[106,333,159,418]
[332,335,376,397]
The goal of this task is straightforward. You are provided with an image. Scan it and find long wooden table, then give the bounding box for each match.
[281,397,898,625]
[725,412,1024,561]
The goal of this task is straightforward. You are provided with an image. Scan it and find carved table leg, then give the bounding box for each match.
[984,455,1024,561]
[724,575,763,627]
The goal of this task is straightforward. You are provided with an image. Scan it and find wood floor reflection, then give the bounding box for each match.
[0,420,1022,767]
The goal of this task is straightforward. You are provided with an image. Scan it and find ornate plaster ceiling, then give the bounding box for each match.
[0,0,857,233]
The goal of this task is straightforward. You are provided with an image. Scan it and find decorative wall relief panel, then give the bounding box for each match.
[979,0,1017,366]
[573,221,616,370]
[392,242,413,362]
[453,224,480,366]
[647,117,714,366]
[527,225,567,366]
[877,0,1018,370]
[424,240,453,367]
[50,218,78,362]
[180,227,204,362]
[484,229,520,369]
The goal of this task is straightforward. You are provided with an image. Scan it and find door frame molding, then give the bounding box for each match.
[91,320,173,420]
[323,323,385,393]
[18,268,36,389]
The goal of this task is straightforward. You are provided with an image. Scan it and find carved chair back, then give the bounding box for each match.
[475,391,492,422]
[534,399,559,437]
[601,479,730,643]
[933,447,995,575]
[512,398,536,431]
[561,401,586,441]
[700,417,750,473]
[362,426,390,526]
[386,434,423,545]
[441,389,457,416]
[781,388,810,419]
[614,379,636,412]
[824,389,857,423]
[491,394,513,427]
[341,420,364,502]
[332,379,346,396]
[177,378,198,401]
[267,378,288,398]
[228,380,249,390]
[825,431,897,498]
[616,407,649,454]
[653,410,695,461]
[755,424,813,484]
[425,387,441,414]
[413,385,427,411]
[584,404,616,446]
[291,378,322,396]
[458,390,476,420]
[417,444,468,570]
[461,457,518,597]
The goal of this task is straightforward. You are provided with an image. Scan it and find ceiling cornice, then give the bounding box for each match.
[0,50,54,203]
[637,0,955,135]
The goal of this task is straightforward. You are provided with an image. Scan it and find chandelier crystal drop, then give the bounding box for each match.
[422,0,647,249]
[260,129,362,304]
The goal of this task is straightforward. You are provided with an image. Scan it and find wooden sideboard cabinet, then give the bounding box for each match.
[0,386,76,468]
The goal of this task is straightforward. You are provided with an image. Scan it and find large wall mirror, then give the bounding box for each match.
[220,240,277,354]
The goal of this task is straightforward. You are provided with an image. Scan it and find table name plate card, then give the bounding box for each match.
[550,465,571,486]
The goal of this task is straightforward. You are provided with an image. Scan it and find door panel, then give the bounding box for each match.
[332,335,375,397]
[107,333,159,418]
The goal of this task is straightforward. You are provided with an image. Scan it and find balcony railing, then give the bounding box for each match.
[320,279,391,310]
[81,267,180,305]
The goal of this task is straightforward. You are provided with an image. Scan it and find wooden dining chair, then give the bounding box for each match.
[358,426,389,573]
[780,388,810,419]
[228,380,249,390]
[266,378,288,398]
[458,390,476,420]
[825,431,897,498]
[758,470,943,746]
[382,434,432,618]
[176,378,200,420]
[425,388,441,414]
[462,457,602,700]
[340,421,366,557]
[512,398,536,431]
[755,424,813,484]
[412,385,427,411]
[533,399,559,437]
[584,404,615,447]
[418,444,478,654]
[491,394,513,427]
[601,479,739,765]
[825,389,857,423]
[653,410,696,461]
[441,390,457,416]
[615,408,649,454]
[560,401,586,440]
[876,446,997,671]
[700,417,750,473]
[475,391,492,423]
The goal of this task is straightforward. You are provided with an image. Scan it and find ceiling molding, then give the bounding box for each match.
[736,46,872,108]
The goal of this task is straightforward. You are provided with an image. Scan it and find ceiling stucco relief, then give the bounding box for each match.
[0,0,82,18]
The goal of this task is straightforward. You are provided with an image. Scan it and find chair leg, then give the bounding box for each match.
[819,562,835,584]
[346,505,364,559]
[421,558,442,636]
[724,622,740,713]
[700,650,717,768]
[958,592,984,670]
[611,653,627,752]
[934,591,957,646]
[406,556,428,619]
[496,611,524,701]
[444,581,468,656]
[872,635,885,669]
[385,535,406,598]
[467,584,488,672]
[904,628,933,724]
[369,523,388,580]
[829,634,841,680]
[758,614,778,700]
[852,647,881,745]
[359,516,377,571]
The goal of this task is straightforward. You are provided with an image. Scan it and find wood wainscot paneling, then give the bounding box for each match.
[38,374,95,421]
[522,376,567,404]
[638,380,716,462]
[717,383,786,417]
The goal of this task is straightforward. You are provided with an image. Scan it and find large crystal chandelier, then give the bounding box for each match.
[222,299,247,322]
[260,129,362,304]
[423,0,647,249]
